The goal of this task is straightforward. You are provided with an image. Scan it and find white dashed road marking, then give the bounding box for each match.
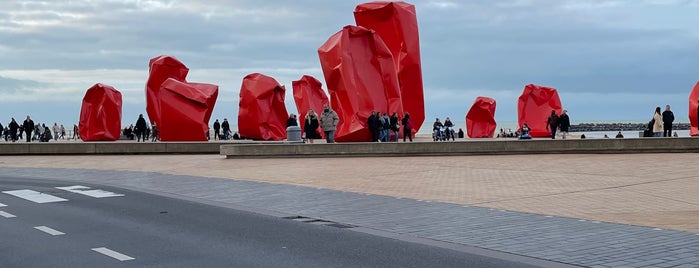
[34,226,65,236]
[56,186,124,198]
[0,210,17,218]
[0,202,6,207]
[92,247,135,261]
[3,189,68,203]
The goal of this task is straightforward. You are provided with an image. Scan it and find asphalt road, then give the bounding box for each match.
[0,176,557,268]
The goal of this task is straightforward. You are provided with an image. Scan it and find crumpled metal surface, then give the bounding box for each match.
[689,81,699,136]
[318,25,402,142]
[292,75,329,137]
[466,96,497,138]
[517,84,562,138]
[158,78,219,141]
[145,55,189,126]
[238,73,289,141]
[79,83,122,141]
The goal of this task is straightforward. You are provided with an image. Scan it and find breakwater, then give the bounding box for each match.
[570,122,691,132]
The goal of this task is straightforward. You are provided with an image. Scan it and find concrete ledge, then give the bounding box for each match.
[0,142,225,155]
[221,137,699,158]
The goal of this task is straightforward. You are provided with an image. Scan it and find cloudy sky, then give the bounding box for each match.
[1,0,698,130]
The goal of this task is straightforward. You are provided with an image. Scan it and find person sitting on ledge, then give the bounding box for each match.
[615,131,624,138]
[518,123,532,140]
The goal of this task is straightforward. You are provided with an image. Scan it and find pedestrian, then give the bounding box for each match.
[402,112,413,142]
[73,124,79,140]
[135,114,148,142]
[432,118,443,141]
[213,119,220,140]
[390,112,400,142]
[367,111,379,142]
[221,118,230,140]
[662,105,674,137]
[558,110,570,140]
[381,113,390,142]
[9,118,19,142]
[651,107,663,137]
[615,131,624,138]
[23,116,35,142]
[546,110,559,139]
[0,121,3,141]
[444,117,455,141]
[319,103,339,143]
[304,109,320,144]
[286,114,298,127]
[151,123,158,142]
[60,124,65,139]
[52,123,60,140]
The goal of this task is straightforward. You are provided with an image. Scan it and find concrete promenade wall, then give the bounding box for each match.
[222,137,699,158]
[0,142,222,155]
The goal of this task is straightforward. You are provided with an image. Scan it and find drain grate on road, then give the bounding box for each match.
[283,216,355,229]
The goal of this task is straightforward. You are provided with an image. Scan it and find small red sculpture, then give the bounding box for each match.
[79,83,122,141]
[517,84,562,138]
[466,97,497,138]
[238,73,289,141]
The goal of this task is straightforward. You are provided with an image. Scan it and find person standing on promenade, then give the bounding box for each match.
[367,110,379,142]
[662,105,674,137]
[60,124,65,139]
[9,118,19,142]
[390,112,400,142]
[320,103,339,143]
[151,123,158,142]
[23,116,34,142]
[304,109,320,144]
[52,123,60,140]
[652,107,663,137]
[546,110,559,139]
[286,114,298,128]
[73,124,79,140]
[213,119,220,140]
[135,114,148,142]
[221,118,230,140]
[402,112,413,142]
[558,110,570,140]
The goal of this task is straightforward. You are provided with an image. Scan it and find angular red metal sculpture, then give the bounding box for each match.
[517,84,562,138]
[238,73,289,141]
[79,83,122,141]
[145,55,189,126]
[689,81,699,136]
[292,75,329,136]
[355,1,425,134]
[158,79,219,141]
[318,25,403,142]
[466,97,497,138]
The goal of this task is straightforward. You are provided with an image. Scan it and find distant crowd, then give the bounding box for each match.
[0,115,78,142]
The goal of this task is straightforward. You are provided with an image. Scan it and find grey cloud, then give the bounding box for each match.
[0,76,42,93]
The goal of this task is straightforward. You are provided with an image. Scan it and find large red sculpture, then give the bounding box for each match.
[238,73,289,141]
[690,81,699,136]
[292,75,329,136]
[79,83,122,141]
[318,25,403,142]
[158,79,219,141]
[466,97,497,138]
[355,1,425,134]
[145,55,189,126]
[517,84,562,138]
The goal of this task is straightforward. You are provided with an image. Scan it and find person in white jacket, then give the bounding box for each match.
[652,107,663,137]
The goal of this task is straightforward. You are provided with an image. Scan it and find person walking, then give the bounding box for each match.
[151,123,159,142]
[135,114,148,142]
[402,113,413,142]
[652,107,663,137]
[73,124,79,140]
[221,118,230,140]
[52,123,60,140]
[213,119,220,140]
[546,110,559,139]
[320,103,339,143]
[60,124,65,139]
[367,111,379,142]
[9,118,19,142]
[390,112,400,142]
[662,105,674,137]
[304,109,320,144]
[22,116,35,142]
[558,110,570,140]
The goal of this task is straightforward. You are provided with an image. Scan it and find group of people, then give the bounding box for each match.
[1,116,78,142]
[431,117,456,141]
[544,109,572,139]
[367,111,414,142]
[123,114,158,142]
[647,105,675,137]
[285,103,340,143]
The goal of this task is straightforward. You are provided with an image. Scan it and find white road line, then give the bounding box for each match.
[0,211,17,218]
[2,189,68,203]
[56,185,124,198]
[0,202,6,207]
[34,226,65,236]
[91,247,135,261]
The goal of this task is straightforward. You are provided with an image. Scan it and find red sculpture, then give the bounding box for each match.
[79,83,122,141]
[238,73,289,141]
[145,55,189,126]
[355,1,425,134]
[690,81,699,136]
[318,25,403,142]
[466,97,497,138]
[292,75,329,137]
[158,79,219,141]
[517,84,562,138]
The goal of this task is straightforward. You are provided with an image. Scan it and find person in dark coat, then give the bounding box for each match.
[213,119,221,140]
[23,115,35,142]
[367,110,379,142]
[286,114,298,127]
[402,113,413,142]
[390,112,400,142]
[135,114,148,142]
[546,110,559,139]
[558,110,570,140]
[303,109,320,143]
[662,105,674,137]
[221,118,230,140]
[8,118,19,142]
